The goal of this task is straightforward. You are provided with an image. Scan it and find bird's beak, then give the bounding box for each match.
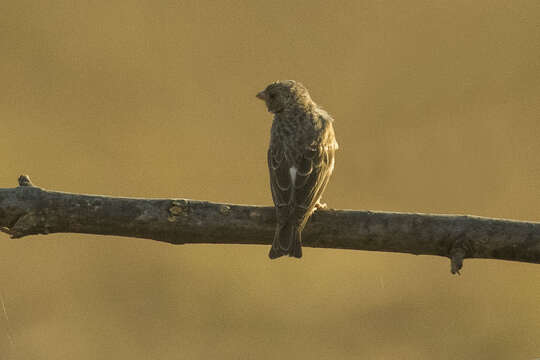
[256,91,266,101]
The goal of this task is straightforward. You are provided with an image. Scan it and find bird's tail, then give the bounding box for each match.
[268,222,302,259]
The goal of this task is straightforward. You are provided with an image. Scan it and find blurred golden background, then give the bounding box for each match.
[1,1,539,359]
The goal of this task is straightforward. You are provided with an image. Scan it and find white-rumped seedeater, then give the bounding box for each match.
[256,80,338,259]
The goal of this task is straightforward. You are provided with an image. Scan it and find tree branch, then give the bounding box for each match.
[1,175,539,273]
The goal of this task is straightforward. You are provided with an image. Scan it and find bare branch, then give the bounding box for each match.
[0,176,538,273]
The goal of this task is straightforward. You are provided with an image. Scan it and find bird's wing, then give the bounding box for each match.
[293,142,335,226]
[268,145,292,210]
[268,140,336,228]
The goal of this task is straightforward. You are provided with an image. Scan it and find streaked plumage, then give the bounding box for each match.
[256,80,338,259]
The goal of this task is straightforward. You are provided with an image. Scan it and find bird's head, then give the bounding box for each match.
[256,80,313,114]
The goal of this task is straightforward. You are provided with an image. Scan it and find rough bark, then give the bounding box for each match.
[1,176,539,274]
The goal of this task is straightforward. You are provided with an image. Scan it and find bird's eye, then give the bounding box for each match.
[269,93,276,99]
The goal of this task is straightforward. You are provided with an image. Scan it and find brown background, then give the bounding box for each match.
[1,1,539,359]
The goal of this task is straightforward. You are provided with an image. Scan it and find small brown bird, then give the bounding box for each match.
[256,80,338,259]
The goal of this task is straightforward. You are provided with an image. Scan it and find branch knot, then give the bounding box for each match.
[18,175,34,187]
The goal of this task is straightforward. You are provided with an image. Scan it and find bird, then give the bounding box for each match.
[256,80,338,259]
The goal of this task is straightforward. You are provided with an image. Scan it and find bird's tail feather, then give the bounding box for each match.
[269,223,302,259]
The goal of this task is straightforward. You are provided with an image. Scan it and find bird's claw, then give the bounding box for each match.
[314,201,327,211]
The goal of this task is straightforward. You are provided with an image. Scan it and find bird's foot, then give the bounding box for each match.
[314,200,327,211]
